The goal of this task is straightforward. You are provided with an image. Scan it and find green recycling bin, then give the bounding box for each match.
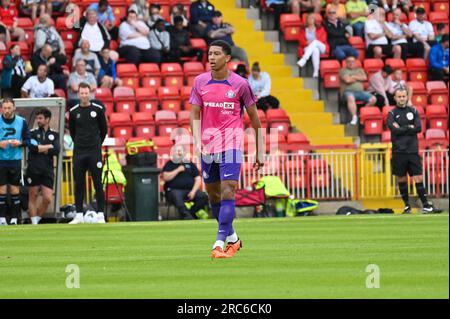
[123,166,161,221]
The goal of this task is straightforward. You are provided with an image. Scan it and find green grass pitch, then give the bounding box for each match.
[0,213,448,299]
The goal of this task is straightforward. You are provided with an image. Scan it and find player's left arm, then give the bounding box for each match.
[98,106,108,143]
[47,132,61,156]
[407,108,422,134]
[16,120,32,148]
[246,104,264,170]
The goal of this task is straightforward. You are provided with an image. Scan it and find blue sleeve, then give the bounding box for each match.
[111,61,117,81]
[21,120,31,147]
[190,3,200,24]
[108,6,116,24]
[429,46,443,69]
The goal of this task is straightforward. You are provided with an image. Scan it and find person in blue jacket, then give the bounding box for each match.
[0,98,31,226]
[98,47,122,89]
[189,0,215,38]
[429,34,449,82]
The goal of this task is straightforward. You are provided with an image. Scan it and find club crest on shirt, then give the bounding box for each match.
[226,90,236,98]
[91,111,97,118]
[203,171,209,179]
[76,114,81,119]
[48,134,55,141]
[406,112,414,120]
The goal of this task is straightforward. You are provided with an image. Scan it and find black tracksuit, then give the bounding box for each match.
[69,101,108,213]
[27,127,60,189]
[387,105,423,176]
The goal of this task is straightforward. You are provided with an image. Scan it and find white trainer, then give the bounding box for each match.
[97,212,106,224]
[350,115,358,125]
[69,213,84,224]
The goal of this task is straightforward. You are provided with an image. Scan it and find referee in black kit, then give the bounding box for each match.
[68,82,108,224]
[387,87,437,214]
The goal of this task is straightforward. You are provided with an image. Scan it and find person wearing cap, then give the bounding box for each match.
[368,65,396,107]
[189,0,215,38]
[148,18,171,62]
[429,34,449,82]
[147,3,165,28]
[408,7,435,60]
[205,10,249,65]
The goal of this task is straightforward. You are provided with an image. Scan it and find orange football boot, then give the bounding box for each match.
[211,246,231,259]
[224,239,242,257]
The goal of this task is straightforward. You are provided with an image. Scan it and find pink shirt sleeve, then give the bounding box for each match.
[239,80,257,108]
[189,78,202,106]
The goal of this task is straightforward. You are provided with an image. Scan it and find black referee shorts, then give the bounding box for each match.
[0,167,22,186]
[392,153,423,177]
[25,167,54,189]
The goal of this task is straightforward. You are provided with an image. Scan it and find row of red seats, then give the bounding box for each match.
[107,108,293,139]
[360,105,448,135]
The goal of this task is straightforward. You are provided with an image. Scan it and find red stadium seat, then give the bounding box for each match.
[280,14,301,41]
[426,105,448,130]
[425,128,449,148]
[406,58,428,82]
[190,38,208,60]
[385,58,406,74]
[113,86,135,113]
[54,89,66,99]
[287,160,308,190]
[407,81,427,107]
[301,13,323,26]
[117,64,139,89]
[266,109,290,135]
[426,81,448,106]
[109,113,133,139]
[287,133,310,154]
[158,87,181,112]
[132,112,156,138]
[63,41,74,56]
[95,88,114,115]
[415,106,427,132]
[348,36,366,61]
[17,17,34,30]
[243,110,267,129]
[139,63,162,89]
[177,110,191,131]
[320,60,341,89]
[135,87,158,114]
[161,63,183,88]
[183,62,204,86]
[433,2,449,13]
[180,86,192,110]
[412,1,430,13]
[429,11,448,24]
[307,159,331,189]
[155,110,177,137]
[382,105,395,127]
[363,59,384,78]
[360,107,383,135]
[151,136,173,161]
[111,6,127,26]
[381,130,391,143]
[266,134,288,154]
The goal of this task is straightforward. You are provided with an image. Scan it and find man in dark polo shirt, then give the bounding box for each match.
[162,145,209,220]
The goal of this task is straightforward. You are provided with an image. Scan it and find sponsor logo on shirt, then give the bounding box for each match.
[203,102,235,109]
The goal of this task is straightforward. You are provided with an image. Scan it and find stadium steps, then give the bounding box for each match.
[211,0,353,146]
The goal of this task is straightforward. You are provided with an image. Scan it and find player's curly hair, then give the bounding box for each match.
[209,40,232,56]
[35,108,52,119]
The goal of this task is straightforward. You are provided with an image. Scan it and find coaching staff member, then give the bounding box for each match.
[0,98,31,226]
[26,108,60,225]
[68,82,108,224]
[387,87,436,214]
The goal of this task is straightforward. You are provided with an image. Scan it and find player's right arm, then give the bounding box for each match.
[246,104,264,170]
[387,110,408,135]
[69,109,76,141]
[190,104,203,158]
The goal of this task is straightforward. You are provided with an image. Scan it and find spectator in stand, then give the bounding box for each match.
[128,0,150,22]
[290,0,321,15]
[98,47,122,89]
[265,0,287,30]
[118,10,160,65]
[391,69,412,105]
[170,3,189,28]
[72,39,101,76]
[189,0,215,38]
[168,16,203,63]
[67,59,97,100]
[339,55,377,125]
[435,23,446,44]
[297,13,329,78]
[87,0,117,40]
[326,0,347,21]
[368,65,395,107]
[0,19,10,51]
[386,8,413,60]
[206,11,249,65]
[235,63,247,78]
[1,44,28,98]
[31,43,66,90]
[0,0,26,41]
[45,0,68,17]
[21,64,54,98]
[147,3,165,28]
[76,8,111,54]
[346,0,369,38]
[392,0,414,14]
[429,34,449,82]
[408,7,435,60]
[20,0,46,22]
[324,7,358,61]
[364,7,401,59]
[249,62,280,112]
[34,13,65,54]
[149,19,171,62]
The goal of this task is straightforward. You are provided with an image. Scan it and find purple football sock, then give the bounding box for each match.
[216,200,235,242]
[212,202,235,236]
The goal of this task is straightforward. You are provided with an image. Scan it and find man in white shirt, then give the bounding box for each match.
[118,10,161,65]
[386,8,413,60]
[408,7,435,60]
[78,8,110,53]
[21,64,54,98]
[365,7,401,59]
